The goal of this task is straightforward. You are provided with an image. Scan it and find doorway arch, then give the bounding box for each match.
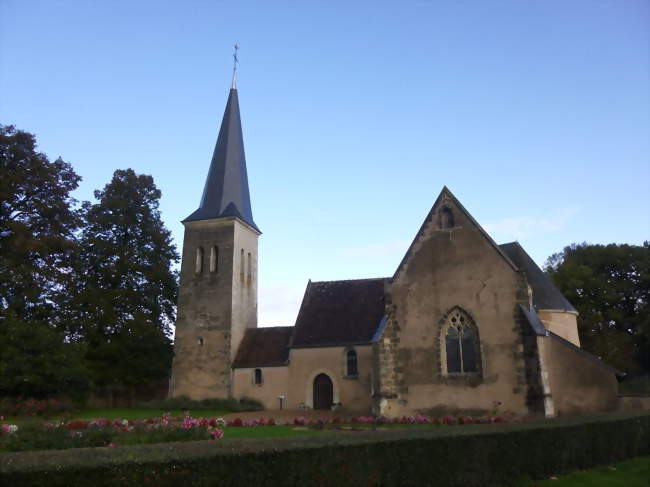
[313,373,334,410]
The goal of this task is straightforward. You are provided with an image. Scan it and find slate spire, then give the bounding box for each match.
[184,87,259,232]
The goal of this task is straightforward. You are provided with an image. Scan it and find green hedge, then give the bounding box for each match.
[1,412,648,486]
[137,395,263,412]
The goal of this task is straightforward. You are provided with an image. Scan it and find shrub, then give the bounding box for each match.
[0,397,75,418]
[137,395,263,412]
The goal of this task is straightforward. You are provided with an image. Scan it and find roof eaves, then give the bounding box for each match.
[371,316,389,343]
[232,361,289,369]
[519,304,549,337]
[290,341,373,349]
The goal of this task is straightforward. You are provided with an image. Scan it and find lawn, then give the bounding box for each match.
[619,374,650,395]
[527,456,650,487]
[222,425,323,439]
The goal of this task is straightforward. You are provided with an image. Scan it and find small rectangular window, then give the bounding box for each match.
[254,368,263,385]
[346,350,358,376]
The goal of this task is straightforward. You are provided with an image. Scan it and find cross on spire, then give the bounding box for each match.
[231,43,239,89]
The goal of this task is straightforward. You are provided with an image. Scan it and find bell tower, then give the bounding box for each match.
[170,80,260,399]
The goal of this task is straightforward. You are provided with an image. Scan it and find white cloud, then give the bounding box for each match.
[484,207,580,241]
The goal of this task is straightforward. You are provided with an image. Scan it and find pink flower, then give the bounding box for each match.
[209,428,224,439]
[1,424,18,434]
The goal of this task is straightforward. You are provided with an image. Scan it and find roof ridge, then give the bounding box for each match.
[500,242,577,313]
[310,277,389,284]
[254,326,294,330]
[499,241,521,248]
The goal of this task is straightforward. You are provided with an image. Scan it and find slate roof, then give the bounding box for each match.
[500,242,577,313]
[546,330,623,377]
[519,304,622,377]
[290,278,387,348]
[232,326,293,368]
[519,304,549,336]
[184,88,259,232]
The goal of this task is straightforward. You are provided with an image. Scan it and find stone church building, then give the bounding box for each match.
[170,84,620,417]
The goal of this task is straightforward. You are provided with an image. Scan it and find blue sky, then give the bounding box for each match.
[2,0,648,325]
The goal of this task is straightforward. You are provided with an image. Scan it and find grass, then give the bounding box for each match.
[527,456,650,486]
[619,374,650,395]
[223,425,324,439]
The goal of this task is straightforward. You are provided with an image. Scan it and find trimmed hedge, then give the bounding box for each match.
[137,395,263,412]
[1,412,648,486]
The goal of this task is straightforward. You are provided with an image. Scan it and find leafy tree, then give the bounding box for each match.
[74,169,179,393]
[545,242,650,374]
[0,125,90,397]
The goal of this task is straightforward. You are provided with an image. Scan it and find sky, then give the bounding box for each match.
[2,0,648,326]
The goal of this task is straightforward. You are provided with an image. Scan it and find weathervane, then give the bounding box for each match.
[231,43,239,89]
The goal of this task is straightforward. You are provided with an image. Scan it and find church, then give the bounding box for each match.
[169,82,621,417]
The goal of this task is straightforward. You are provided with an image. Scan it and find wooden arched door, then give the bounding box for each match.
[313,373,333,410]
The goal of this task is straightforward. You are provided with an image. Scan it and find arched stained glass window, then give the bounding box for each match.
[445,309,479,374]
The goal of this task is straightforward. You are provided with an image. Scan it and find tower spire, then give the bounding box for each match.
[231,43,239,89]
[184,52,259,232]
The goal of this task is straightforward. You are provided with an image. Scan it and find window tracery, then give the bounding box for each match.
[444,309,480,374]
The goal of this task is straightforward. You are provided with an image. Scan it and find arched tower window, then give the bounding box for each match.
[209,246,219,273]
[440,207,455,229]
[346,349,358,377]
[240,249,245,282]
[195,247,204,275]
[444,309,480,374]
[254,368,263,385]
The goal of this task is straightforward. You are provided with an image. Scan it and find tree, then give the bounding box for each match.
[0,125,90,397]
[75,169,179,393]
[545,242,650,374]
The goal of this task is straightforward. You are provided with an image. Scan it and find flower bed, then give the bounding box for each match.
[0,412,525,452]
[0,413,226,452]
[291,414,520,426]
